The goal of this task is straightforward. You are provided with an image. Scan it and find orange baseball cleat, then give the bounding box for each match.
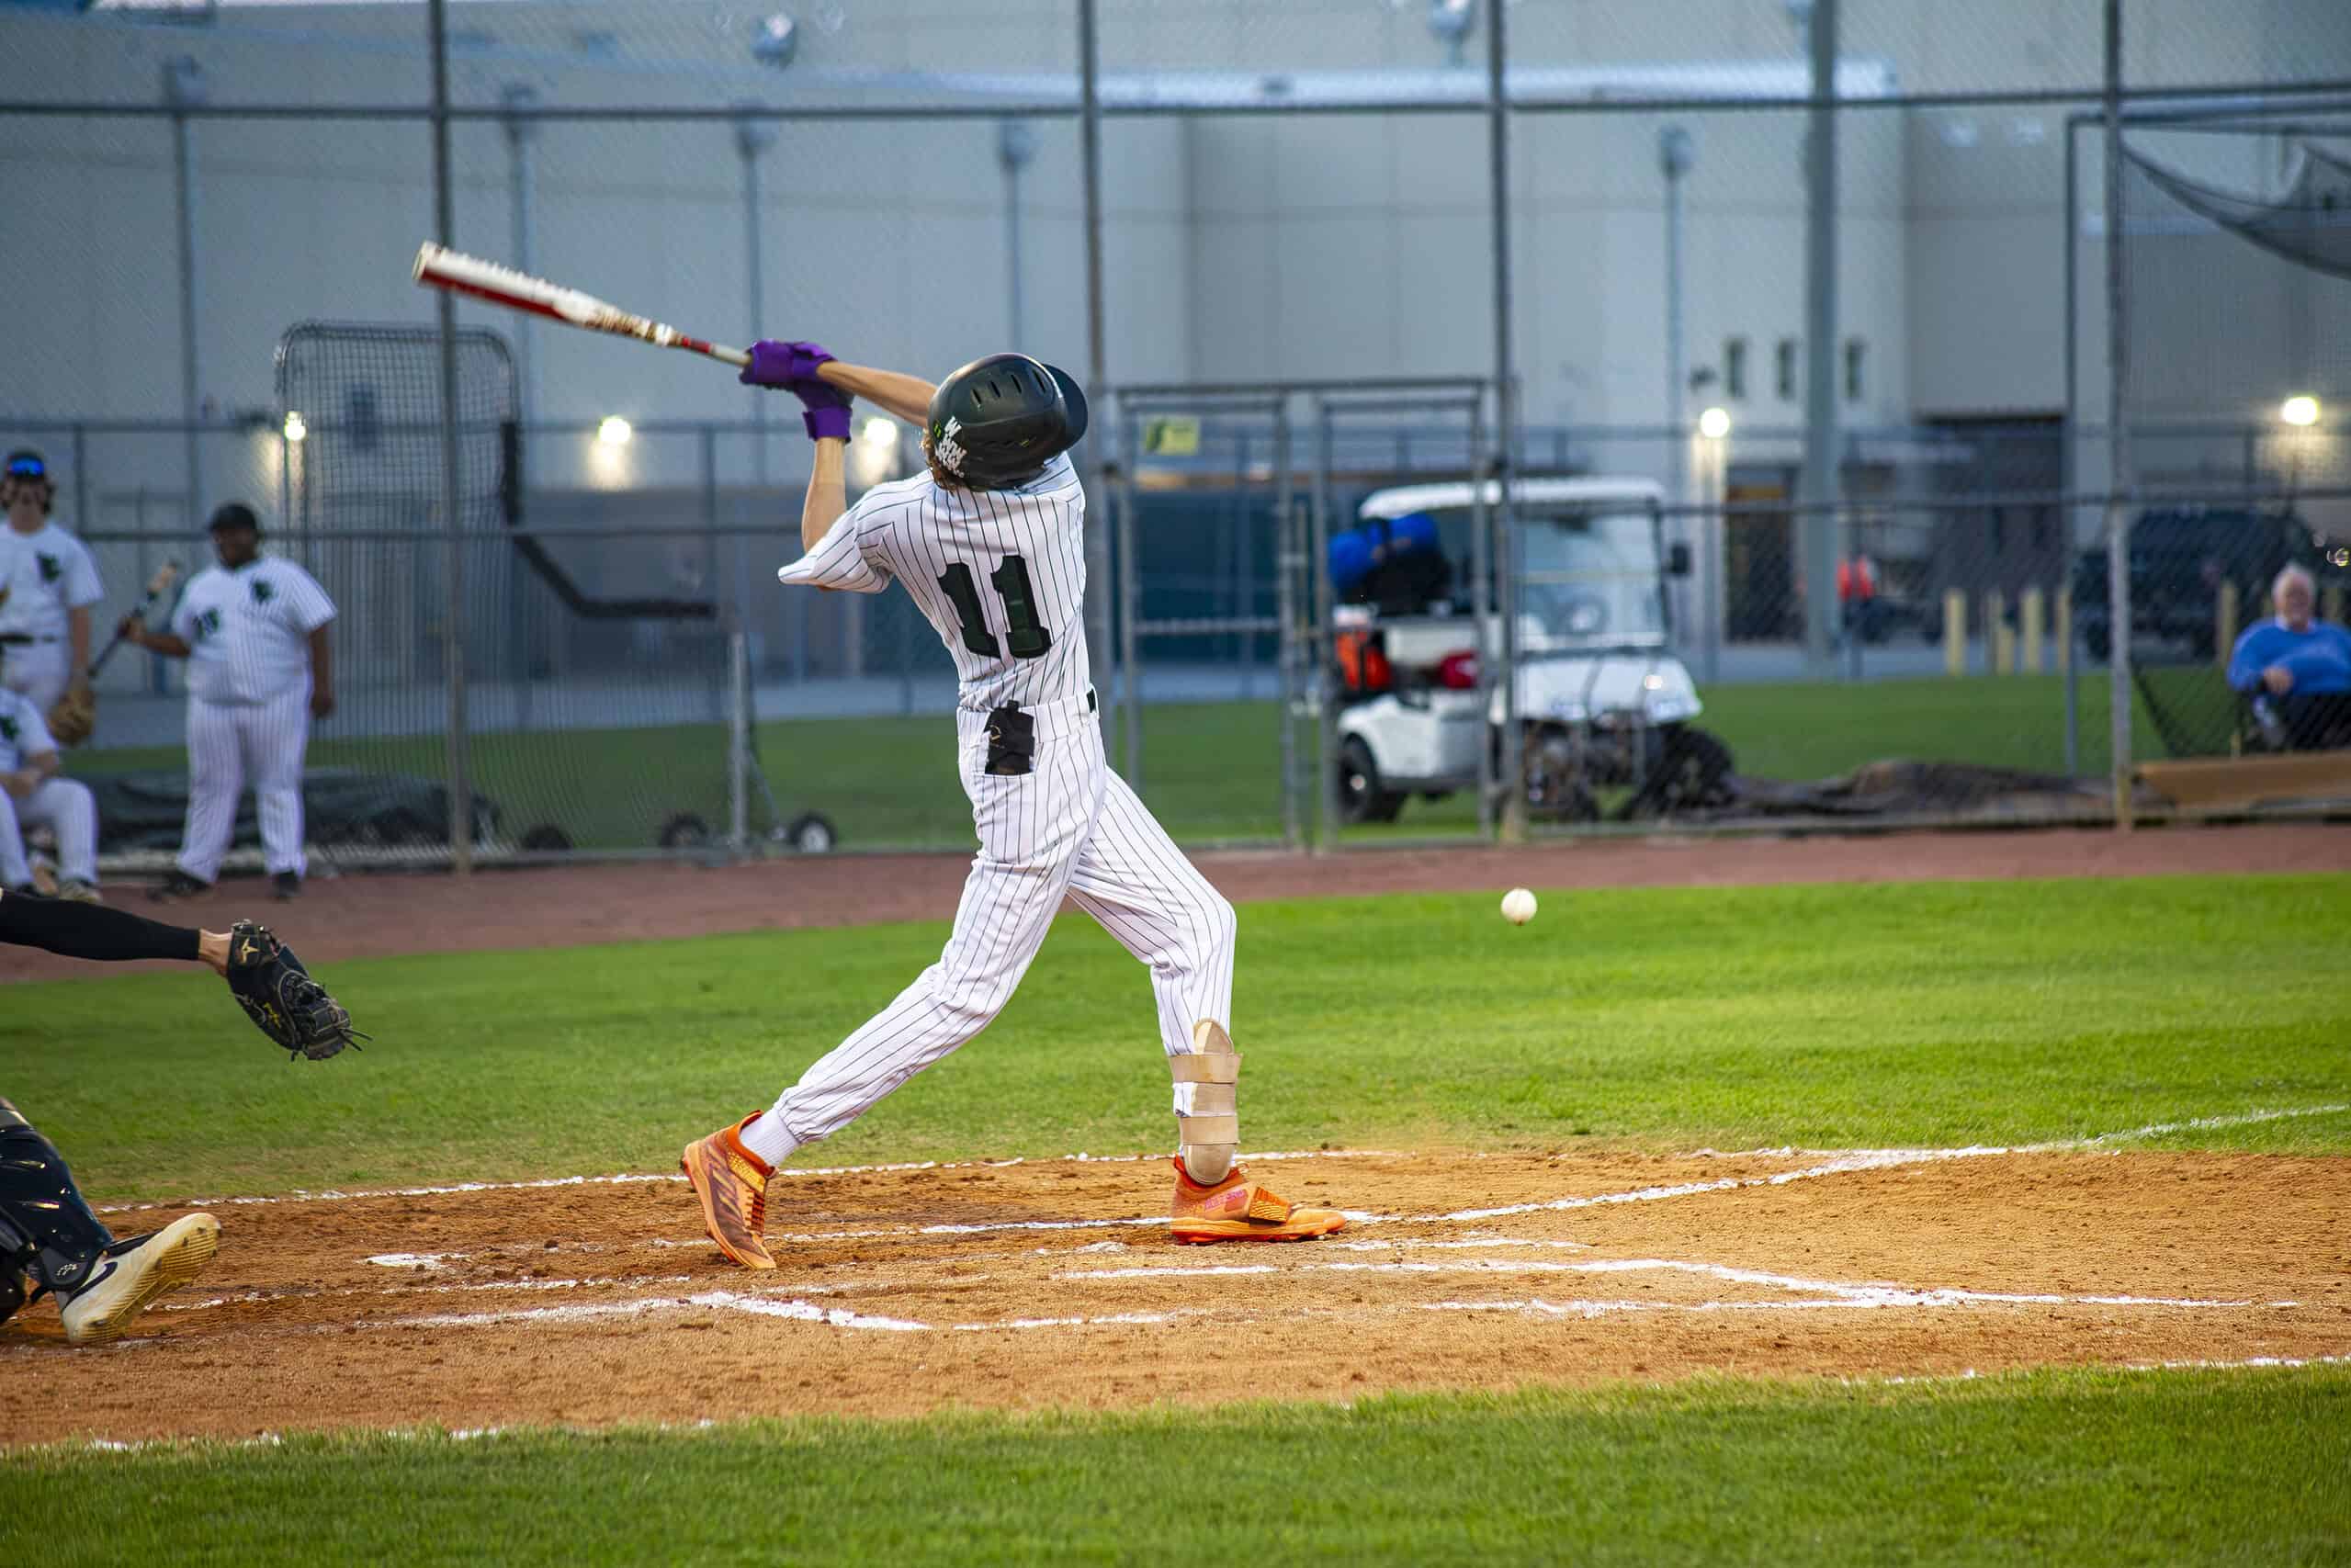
[1167,1157,1347,1245]
[680,1114,777,1270]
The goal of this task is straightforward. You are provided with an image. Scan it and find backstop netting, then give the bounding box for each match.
[276,322,740,861]
[2105,122,2351,761]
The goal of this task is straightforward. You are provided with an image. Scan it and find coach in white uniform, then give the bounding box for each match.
[120,503,336,902]
[678,345,1344,1270]
[0,450,102,718]
[0,689,100,902]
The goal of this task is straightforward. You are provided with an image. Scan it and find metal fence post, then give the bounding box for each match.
[1310,400,1337,853]
[2062,116,2082,777]
[1274,406,1300,851]
[1468,397,1496,842]
[1078,0,1115,766]
[428,0,472,874]
[729,627,751,851]
[1119,415,1143,785]
[1485,4,1525,845]
[2102,0,2135,829]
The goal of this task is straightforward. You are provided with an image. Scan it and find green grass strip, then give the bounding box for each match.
[6,1366,2345,1566]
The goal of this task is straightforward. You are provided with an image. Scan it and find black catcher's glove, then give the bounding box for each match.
[225,919,363,1061]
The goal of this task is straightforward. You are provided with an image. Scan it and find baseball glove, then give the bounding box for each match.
[45,684,94,748]
[224,919,364,1061]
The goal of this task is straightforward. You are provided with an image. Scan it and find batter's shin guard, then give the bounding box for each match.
[1172,1021,1241,1186]
[0,1097,116,1302]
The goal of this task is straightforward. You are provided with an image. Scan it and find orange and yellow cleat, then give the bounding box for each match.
[1168,1157,1347,1245]
[680,1114,776,1270]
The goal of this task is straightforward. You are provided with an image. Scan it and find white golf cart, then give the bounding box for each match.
[1331,477,1734,825]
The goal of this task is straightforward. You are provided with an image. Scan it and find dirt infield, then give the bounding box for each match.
[6,820,2346,983]
[6,1138,2346,1445]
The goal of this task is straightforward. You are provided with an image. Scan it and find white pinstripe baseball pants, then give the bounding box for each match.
[747,694,1238,1161]
[0,778,96,887]
[176,683,311,883]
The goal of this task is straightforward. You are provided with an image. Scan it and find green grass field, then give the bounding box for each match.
[6,871,2345,1562]
[7,1369,2345,1567]
[73,671,2203,852]
[8,874,2347,1197]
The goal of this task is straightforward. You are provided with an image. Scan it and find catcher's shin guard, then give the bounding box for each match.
[0,1096,116,1301]
[1171,1020,1241,1185]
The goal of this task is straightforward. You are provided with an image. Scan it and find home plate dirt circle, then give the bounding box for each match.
[9,1134,2347,1446]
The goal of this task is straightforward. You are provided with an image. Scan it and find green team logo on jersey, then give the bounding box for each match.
[0,716,17,745]
[252,578,276,605]
[36,553,61,584]
[194,607,221,641]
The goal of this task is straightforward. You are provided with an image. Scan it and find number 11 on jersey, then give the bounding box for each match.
[938,556,1052,660]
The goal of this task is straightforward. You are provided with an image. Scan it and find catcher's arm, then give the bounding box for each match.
[814,361,936,425]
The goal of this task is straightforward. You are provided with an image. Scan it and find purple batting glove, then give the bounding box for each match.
[795,378,853,442]
[747,341,842,389]
[738,339,836,390]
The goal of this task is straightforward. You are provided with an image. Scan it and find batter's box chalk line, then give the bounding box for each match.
[92,1103,2345,1251]
[94,1148,1413,1214]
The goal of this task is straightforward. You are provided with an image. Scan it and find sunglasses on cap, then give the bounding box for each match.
[4,455,46,481]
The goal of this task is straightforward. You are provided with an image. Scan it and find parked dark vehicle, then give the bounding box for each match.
[2070,507,2339,661]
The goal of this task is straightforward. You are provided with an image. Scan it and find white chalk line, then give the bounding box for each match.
[91,1103,2345,1224]
[1419,1104,2351,1224]
[94,1148,1408,1215]
[1057,1256,2281,1312]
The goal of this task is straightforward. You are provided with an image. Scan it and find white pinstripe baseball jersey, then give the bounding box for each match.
[171,557,336,705]
[742,450,1243,1175]
[778,454,1090,713]
[0,523,103,641]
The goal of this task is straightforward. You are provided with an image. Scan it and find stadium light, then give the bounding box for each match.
[597,415,634,447]
[859,415,898,450]
[1698,406,1733,440]
[281,411,308,443]
[2279,394,2322,428]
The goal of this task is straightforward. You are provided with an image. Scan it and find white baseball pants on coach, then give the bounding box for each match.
[176,682,311,883]
[1,644,71,716]
[0,777,96,888]
[756,694,1237,1154]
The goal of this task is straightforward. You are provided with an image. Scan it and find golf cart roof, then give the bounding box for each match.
[1358,478,1666,521]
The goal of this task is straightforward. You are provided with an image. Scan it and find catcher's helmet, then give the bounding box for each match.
[925,354,1090,489]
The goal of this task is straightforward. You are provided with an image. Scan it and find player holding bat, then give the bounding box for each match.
[404,252,1347,1256]
[673,344,1348,1269]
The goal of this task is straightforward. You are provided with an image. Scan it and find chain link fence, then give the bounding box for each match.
[4,0,2348,878]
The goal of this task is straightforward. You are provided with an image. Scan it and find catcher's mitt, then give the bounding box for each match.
[224,919,364,1061]
[45,684,94,748]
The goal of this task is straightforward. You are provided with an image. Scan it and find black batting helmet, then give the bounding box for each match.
[925,354,1090,489]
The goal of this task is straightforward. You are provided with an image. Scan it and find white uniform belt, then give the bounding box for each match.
[955,686,1098,742]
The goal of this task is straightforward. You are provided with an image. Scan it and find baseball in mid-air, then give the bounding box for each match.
[1499,887,1538,925]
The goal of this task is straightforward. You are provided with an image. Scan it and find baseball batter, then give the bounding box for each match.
[121,502,337,902]
[680,344,1344,1268]
[0,450,102,717]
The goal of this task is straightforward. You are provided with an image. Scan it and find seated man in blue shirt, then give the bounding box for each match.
[2227,564,2351,750]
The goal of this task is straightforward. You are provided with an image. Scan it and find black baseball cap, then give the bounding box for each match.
[207,502,263,534]
[4,450,46,481]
